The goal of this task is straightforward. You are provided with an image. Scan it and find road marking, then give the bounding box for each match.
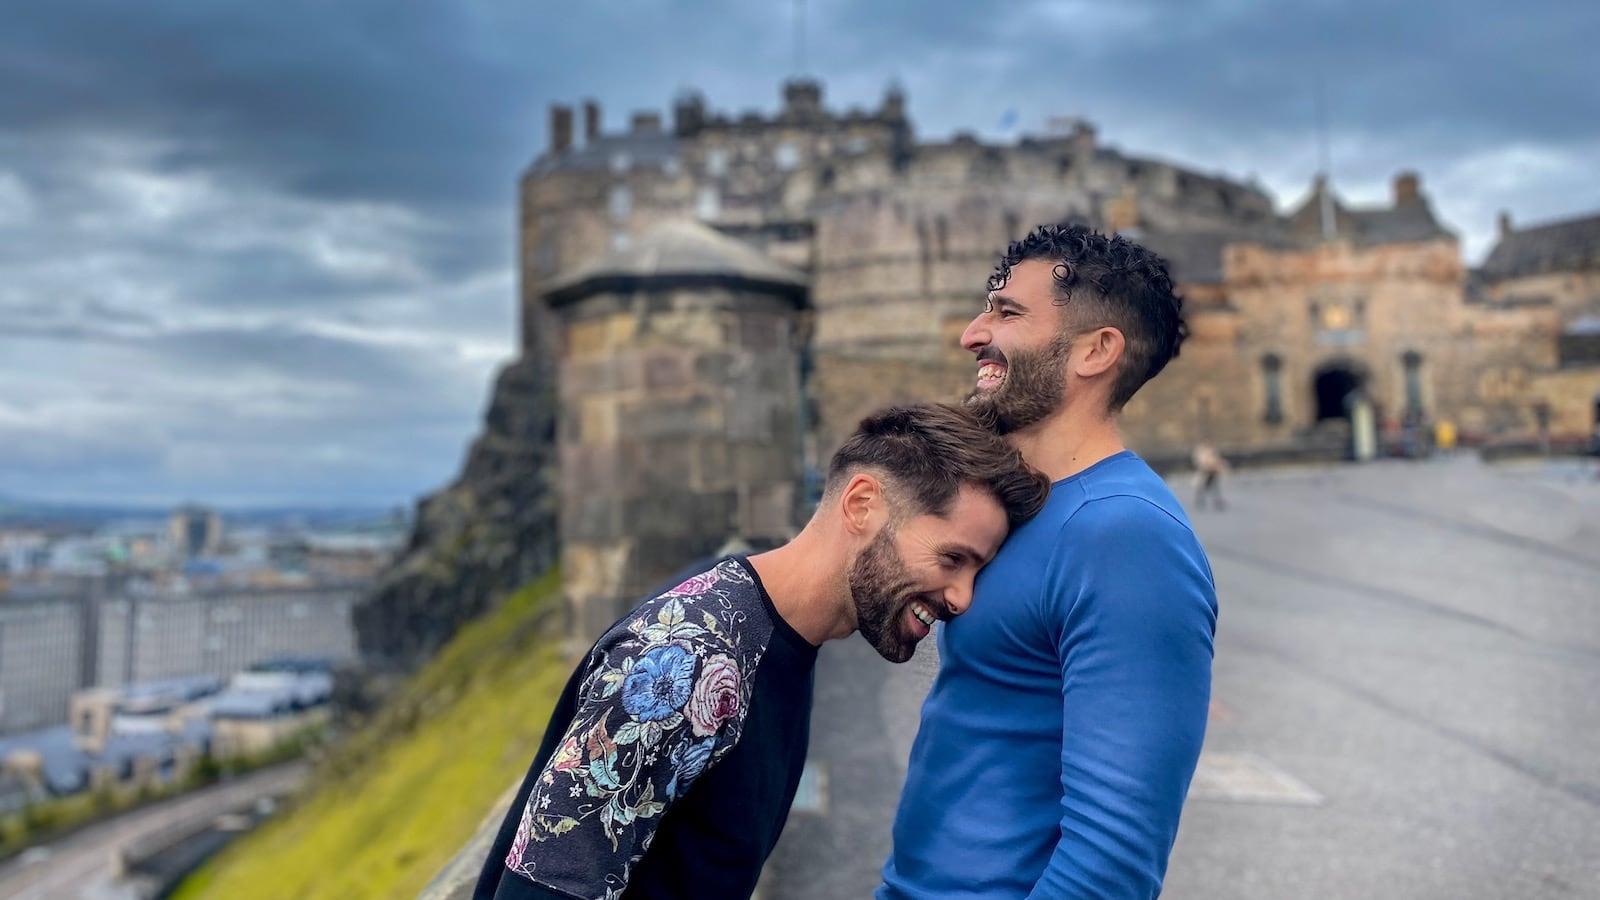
[791,761,829,814]
[1188,752,1323,806]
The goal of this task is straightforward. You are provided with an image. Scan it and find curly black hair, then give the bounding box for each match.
[989,223,1188,411]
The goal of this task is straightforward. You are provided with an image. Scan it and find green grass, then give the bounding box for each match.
[171,570,569,900]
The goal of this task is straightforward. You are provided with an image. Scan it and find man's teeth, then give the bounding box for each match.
[978,364,1005,380]
[911,602,937,627]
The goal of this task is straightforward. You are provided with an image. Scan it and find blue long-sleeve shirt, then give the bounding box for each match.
[880,451,1217,899]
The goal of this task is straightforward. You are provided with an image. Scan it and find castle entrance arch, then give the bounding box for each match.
[1312,360,1367,422]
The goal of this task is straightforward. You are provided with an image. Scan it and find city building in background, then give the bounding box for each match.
[0,506,401,737]
[169,504,225,560]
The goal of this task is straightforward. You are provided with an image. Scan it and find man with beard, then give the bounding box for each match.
[881,225,1219,900]
[475,403,1049,900]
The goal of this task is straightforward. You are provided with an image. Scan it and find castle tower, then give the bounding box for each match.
[543,221,809,639]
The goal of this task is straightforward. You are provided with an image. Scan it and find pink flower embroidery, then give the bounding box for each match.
[685,654,742,737]
[667,570,719,597]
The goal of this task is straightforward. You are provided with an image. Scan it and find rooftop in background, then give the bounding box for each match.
[1482,210,1600,279]
[544,219,808,307]
[1287,172,1456,247]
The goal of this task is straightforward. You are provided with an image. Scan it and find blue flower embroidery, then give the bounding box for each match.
[621,645,696,722]
[665,738,716,800]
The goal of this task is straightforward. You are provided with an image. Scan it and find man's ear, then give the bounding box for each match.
[837,472,884,537]
[1073,326,1126,379]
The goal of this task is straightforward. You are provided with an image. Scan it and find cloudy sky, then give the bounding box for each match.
[2,0,1595,507]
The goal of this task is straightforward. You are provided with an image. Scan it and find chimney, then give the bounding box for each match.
[1069,120,1097,163]
[673,92,706,137]
[1393,171,1421,206]
[1498,210,1513,238]
[782,79,823,118]
[549,104,574,154]
[583,100,601,143]
[879,82,906,121]
[630,112,663,134]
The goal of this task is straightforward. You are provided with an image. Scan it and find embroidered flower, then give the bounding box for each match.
[621,645,696,722]
[665,737,717,800]
[550,734,583,773]
[685,653,742,737]
[666,570,720,597]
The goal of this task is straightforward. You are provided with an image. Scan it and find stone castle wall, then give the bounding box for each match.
[484,80,1600,649]
[553,285,804,637]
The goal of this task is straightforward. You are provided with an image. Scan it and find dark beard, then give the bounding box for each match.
[848,526,921,663]
[964,331,1072,435]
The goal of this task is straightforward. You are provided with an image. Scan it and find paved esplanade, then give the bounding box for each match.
[760,456,1600,899]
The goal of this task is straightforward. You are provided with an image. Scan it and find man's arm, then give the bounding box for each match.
[489,594,753,900]
[1029,499,1218,899]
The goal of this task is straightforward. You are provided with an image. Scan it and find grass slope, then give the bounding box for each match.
[173,570,567,900]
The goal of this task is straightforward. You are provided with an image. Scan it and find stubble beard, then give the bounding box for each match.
[964,330,1074,435]
[848,526,920,664]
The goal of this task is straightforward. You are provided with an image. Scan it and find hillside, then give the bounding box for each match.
[172,569,567,900]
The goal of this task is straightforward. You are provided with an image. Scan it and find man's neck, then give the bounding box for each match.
[1009,404,1127,482]
[746,533,849,647]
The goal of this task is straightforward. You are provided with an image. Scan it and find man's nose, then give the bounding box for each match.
[944,574,976,618]
[960,315,988,353]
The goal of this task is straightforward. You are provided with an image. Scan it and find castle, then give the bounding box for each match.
[515,80,1600,635]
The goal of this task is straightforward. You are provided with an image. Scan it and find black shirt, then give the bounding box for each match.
[474,557,818,900]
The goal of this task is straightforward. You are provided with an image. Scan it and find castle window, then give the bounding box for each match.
[1402,350,1424,420]
[774,141,801,171]
[705,148,728,177]
[935,217,949,259]
[696,186,720,220]
[608,185,632,223]
[1261,353,1284,424]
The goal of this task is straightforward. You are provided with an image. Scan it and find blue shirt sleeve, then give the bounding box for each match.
[1027,496,1218,899]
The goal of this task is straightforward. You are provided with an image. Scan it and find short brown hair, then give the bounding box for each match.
[825,403,1050,529]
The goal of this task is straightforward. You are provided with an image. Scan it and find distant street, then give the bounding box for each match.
[762,455,1600,899]
[0,762,306,900]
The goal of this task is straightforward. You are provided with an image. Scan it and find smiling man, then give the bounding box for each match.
[474,403,1049,900]
[881,225,1219,899]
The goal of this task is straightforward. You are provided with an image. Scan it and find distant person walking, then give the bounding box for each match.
[1191,439,1229,511]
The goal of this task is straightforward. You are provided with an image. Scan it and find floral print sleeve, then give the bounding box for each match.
[503,560,773,900]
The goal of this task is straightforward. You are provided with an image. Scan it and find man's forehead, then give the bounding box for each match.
[920,489,1007,536]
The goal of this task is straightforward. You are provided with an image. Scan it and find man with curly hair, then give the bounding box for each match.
[881,224,1219,899]
[474,403,1049,900]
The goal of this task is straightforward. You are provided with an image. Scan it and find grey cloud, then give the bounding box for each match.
[0,0,1593,504]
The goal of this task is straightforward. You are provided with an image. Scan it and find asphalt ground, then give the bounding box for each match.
[761,455,1600,899]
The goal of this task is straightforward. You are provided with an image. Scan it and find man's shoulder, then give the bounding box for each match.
[595,558,770,660]
[1071,455,1191,529]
